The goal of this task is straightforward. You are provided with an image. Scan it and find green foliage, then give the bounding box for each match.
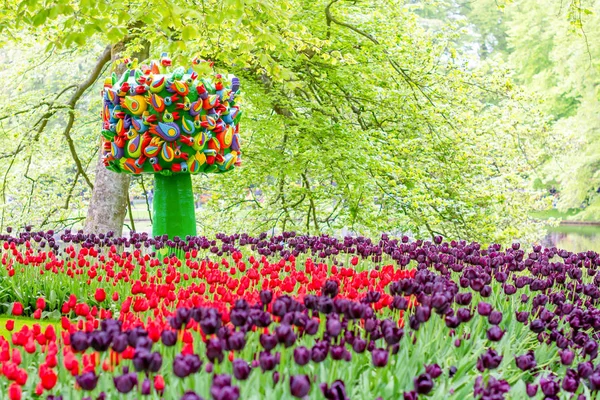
[0,0,551,244]
[463,0,600,221]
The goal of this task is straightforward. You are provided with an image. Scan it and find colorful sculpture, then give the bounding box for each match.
[100,53,242,239]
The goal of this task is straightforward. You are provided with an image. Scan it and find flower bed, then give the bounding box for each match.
[0,229,599,399]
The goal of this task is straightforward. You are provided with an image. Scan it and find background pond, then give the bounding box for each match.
[542,224,600,253]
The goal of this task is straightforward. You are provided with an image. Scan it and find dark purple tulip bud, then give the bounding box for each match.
[232,359,251,380]
[322,280,339,298]
[562,369,579,393]
[443,314,458,329]
[352,338,367,353]
[477,302,492,316]
[212,374,232,389]
[578,361,594,378]
[259,351,279,371]
[529,319,545,333]
[540,375,560,396]
[230,309,248,327]
[520,294,529,302]
[206,337,224,363]
[227,331,246,351]
[206,363,214,373]
[425,364,442,379]
[480,286,492,297]
[180,392,204,400]
[89,331,111,352]
[71,331,89,352]
[76,372,99,391]
[365,318,378,332]
[372,348,389,367]
[456,308,472,323]
[311,345,328,363]
[589,372,600,390]
[211,385,240,400]
[294,346,310,366]
[113,371,138,394]
[515,311,529,323]
[559,349,574,365]
[273,371,280,385]
[200,316,221,335]
[260,290,273,306]
[304,319,319,335]
[290,375,311,398]
[477,348,503,371]
[326,318,342,337]
[161,330,177,347]
[141,378,151,395]
[515,351,536,371]
[111,333,128,353]
[455,292,472,306]
[330,345,345,360]
[260,333,278,351]
[525,383,538,397]
[486,326,504,342]
[320,380,349,400]
[415,306,431,323]
[403,391,418,400]
[585,340,598,359]
[449,366,457,377]
[414,373,434,394]
[488,311,502,325]
[173,355,192,378]
[392,296,408,310]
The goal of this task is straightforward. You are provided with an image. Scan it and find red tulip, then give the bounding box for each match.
[36,298,46,310]
[94,288,106,302]
[6,320,14,331]
[33,309,42,319]
[12,302,23,316]
[8,383,21,400]
[40,368,57,390]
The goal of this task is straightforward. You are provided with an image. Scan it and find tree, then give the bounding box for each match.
[0,0,549,243]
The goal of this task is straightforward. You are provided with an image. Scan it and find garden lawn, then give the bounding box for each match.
[0,316,58,339]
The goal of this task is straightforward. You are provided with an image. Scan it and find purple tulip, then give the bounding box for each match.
[486,326,504,342]
[562,369,579,393]
[425,364,442,379]
[515,351,536,371]
[414,373,434,394]
[181,392,204,400]
[232,359,251,380]
[559,349,575,365]
[540,375,560,396]
[477,302,492,316]
[525,383,538,397]
[477,348,502,371]
[320,380,349,400]
[488,311,502,325]
[372,348,389,367]
[294,346,310,366]
[76,372,99,391]
[290,375,311,398]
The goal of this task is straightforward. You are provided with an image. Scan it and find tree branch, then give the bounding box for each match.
[62,44,113,190]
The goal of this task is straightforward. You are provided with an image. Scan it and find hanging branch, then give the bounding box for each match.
[61,44,113,190]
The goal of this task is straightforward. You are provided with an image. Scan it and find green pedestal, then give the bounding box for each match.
[152,173,197,240]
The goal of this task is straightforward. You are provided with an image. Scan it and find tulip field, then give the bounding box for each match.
[1,229,600,399]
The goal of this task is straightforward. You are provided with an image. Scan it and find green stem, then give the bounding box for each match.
[152,173,197,240]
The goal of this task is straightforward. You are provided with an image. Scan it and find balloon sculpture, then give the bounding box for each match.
[100,53,242,239]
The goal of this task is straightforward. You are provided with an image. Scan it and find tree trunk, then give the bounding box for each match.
[84,41,150,236]
[152,173,197,240]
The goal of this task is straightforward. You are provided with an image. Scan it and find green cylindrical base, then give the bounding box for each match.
[152,173,197,240]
